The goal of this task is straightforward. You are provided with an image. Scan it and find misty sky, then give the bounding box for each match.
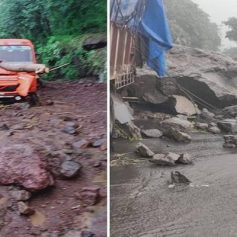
[192,0,237,49]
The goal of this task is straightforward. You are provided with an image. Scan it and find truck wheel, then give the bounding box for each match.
[28,93,41,106]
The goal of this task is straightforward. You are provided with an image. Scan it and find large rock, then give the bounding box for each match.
[150,152,179,166]
[172,95,198,116]
[0,144,54,191]
[141,129,163,138]
[167,45,237,108]
[217,119,237,133]
[164,128,192,143]
[136,143,154,158]
[161,117,193,131]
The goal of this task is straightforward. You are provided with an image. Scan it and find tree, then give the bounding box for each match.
[224,17,237,43]
[164,0,221,51]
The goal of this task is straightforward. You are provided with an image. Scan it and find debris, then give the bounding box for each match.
[0,144,54,191]
[136,142,155,157]
[60,161,82,179]
[195,122,208,130]
[161,117,193,131]
[92,138,106,148]
[176,153,193,165]
[171,95,199,115]
[223,105,237,118]
[10,190,32,201]
[223,135,237,148]
[217,119,237,133]
[18,202,35,216]
[62,126,78,135]
[141,129,163,138]
[164,127,192,143]
[200,108,215,121]
[170,171,191,184]
[73,139,91,149]
[78,187,100,206]
[207,126,221,134]
[150,152,179,166]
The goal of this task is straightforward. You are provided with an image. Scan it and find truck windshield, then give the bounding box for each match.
[0,45,33,62]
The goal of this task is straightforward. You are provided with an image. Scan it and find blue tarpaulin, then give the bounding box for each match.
[139,0,173,76]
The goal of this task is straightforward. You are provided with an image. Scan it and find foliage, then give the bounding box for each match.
[0,0,107,80]
[224,17,237,43]
[164,0,221,51]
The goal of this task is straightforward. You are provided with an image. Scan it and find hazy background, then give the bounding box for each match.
[192,0,237,49]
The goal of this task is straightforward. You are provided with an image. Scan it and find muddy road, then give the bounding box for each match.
[0,81,107,237]
[111,133,237,237]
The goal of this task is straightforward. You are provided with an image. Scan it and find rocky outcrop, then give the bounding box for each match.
[167,45,237,108]
[0,144,54,191]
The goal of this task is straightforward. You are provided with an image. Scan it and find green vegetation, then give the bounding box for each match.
[224,17,237,43]
[0,0,107,80]
[164,0,221,51]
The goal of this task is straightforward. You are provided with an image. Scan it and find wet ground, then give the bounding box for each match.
[0,81,107,237]
[111,132,237,237]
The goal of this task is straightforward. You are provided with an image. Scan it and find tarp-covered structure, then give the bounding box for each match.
[111,0,173,76]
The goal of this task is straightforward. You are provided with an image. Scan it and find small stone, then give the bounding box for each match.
[136,142,155,158]
[65,121,79,129]
[73,140,91,149]
[62,126,78,135]
[60,161,82,178]
[79,187,100,206]
[176,153,193,165]
[10,190,31,201]
[92,138,106,148]
[165,128,191,143]
[81,231,95,237]
[171,171,191,184]
[18,201,35,216]
[45,100,54,106]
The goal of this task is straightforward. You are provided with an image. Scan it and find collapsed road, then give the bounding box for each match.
[0,80,107,237]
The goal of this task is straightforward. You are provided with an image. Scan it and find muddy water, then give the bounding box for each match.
[111,133,237,237]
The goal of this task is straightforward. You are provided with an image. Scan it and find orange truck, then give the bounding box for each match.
[0,39,40,104]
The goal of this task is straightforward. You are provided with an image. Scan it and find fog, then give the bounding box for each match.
[192,0,237,49]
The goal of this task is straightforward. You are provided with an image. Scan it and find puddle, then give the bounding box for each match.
[30,211,46,226]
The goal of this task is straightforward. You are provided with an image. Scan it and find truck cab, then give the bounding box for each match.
[0,39,38,102]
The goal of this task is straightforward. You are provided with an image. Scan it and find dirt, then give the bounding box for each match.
[0,80,107,237]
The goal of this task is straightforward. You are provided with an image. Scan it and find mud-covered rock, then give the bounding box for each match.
[0,144,54,191]
[10,190,32,201]
[18,201,35,216]
[60,161,82,178]
[136,142,154,158]
[141,129,163,138]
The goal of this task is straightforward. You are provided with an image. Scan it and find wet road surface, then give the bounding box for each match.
[111,133,237,237]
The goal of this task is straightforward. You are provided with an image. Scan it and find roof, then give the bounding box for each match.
[0,39,34,46]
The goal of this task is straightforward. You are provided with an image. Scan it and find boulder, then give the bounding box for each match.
[161,117,193,131]
[176,153,193,165]
[150,152,179,166]
[200,108,215,121]
[217,119,237,133]
[167,45,237,108]
[195,122,208,130]
[141,129,163,138]
[223,105,237,117]
[171,95,198,116]
[136,143,154,158]
[0,144,54,191]
[164,128,192,143]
